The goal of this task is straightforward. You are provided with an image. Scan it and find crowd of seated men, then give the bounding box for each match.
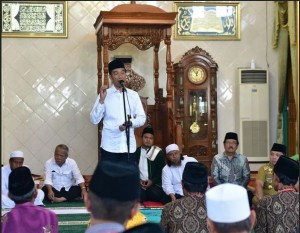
[2,130,299,233]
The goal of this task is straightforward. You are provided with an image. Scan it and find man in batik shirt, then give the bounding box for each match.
[161,162,209,233]
[254,156,299,232]
[211,132,253,206]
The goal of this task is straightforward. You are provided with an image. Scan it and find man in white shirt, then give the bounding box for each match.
[162,143,197,202]
[90,59,146,163]
[1,150,44,208]
[42,144,87,203]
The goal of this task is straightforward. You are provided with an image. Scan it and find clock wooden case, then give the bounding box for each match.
[173,46,218,172]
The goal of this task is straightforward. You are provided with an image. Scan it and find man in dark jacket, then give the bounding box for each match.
[134,127,168,204]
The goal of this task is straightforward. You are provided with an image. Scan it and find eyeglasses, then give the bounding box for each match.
[225,141,237,145]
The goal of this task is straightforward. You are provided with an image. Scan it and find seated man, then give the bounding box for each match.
[42,144,87,203]
[290,153,299,190]
[2,166,58,232]
[2,150,44,208]
[84,161,141,233]
[206,183,256,233]
[211,132,253,207]
[254,156,299,232]
[134,127,168,204]
[162,143,197,203]
[161,162,210,233]
[252,143,286,206]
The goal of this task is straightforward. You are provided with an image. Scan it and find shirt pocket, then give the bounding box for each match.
[62,170,73,179]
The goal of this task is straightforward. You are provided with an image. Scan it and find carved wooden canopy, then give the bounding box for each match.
[94,2,177,106]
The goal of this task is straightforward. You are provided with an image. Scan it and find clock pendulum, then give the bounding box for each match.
[190,96,200,133]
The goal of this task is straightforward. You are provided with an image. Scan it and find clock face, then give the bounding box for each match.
[188,66,206,84]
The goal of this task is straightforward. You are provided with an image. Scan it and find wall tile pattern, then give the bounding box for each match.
[1,1,278,174]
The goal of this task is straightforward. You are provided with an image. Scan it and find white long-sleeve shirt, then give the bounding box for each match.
[1,165,44,208]
[90,85,146,153]
[2,165,15,197]
[162,156,198,196]
[43,157,84,192]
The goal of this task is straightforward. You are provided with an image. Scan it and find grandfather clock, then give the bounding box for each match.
[173,46,218,172]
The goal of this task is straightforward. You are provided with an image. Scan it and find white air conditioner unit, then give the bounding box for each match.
[236,69,270,161]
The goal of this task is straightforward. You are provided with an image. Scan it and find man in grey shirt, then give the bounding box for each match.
[211,132,253,206]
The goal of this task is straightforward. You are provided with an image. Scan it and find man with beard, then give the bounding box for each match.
[2,150,44,208]
[211,132,252,206]
[134,127,168,204]
[162,143,197,202]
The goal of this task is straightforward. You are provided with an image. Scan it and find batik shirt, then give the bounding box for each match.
[161,194,209,233]
[211,152,250,187]
[254,189,299,232]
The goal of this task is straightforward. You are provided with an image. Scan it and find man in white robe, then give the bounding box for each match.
[1,150,44,208]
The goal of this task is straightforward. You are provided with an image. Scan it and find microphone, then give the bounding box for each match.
[119,80,125,88]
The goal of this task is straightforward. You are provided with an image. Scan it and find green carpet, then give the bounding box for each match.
[58,214,89,233]
[55,207,162,233]
[2,204,161,233]
[140,208,162,223]
[41,201,162,233]
[44,201,85,208]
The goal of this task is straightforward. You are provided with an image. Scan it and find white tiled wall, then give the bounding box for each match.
[1,1,278,174]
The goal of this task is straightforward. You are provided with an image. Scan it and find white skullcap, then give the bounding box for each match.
[165,144,179,154]
[10,150,24,158]
[206,183,250,223]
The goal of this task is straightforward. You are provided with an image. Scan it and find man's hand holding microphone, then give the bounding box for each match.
[119,116,132,132]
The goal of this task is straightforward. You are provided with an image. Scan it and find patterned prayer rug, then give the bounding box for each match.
[1,202,162,233]
[43,202,162,233]
[56,209,162,233]
[58,214,89,233]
